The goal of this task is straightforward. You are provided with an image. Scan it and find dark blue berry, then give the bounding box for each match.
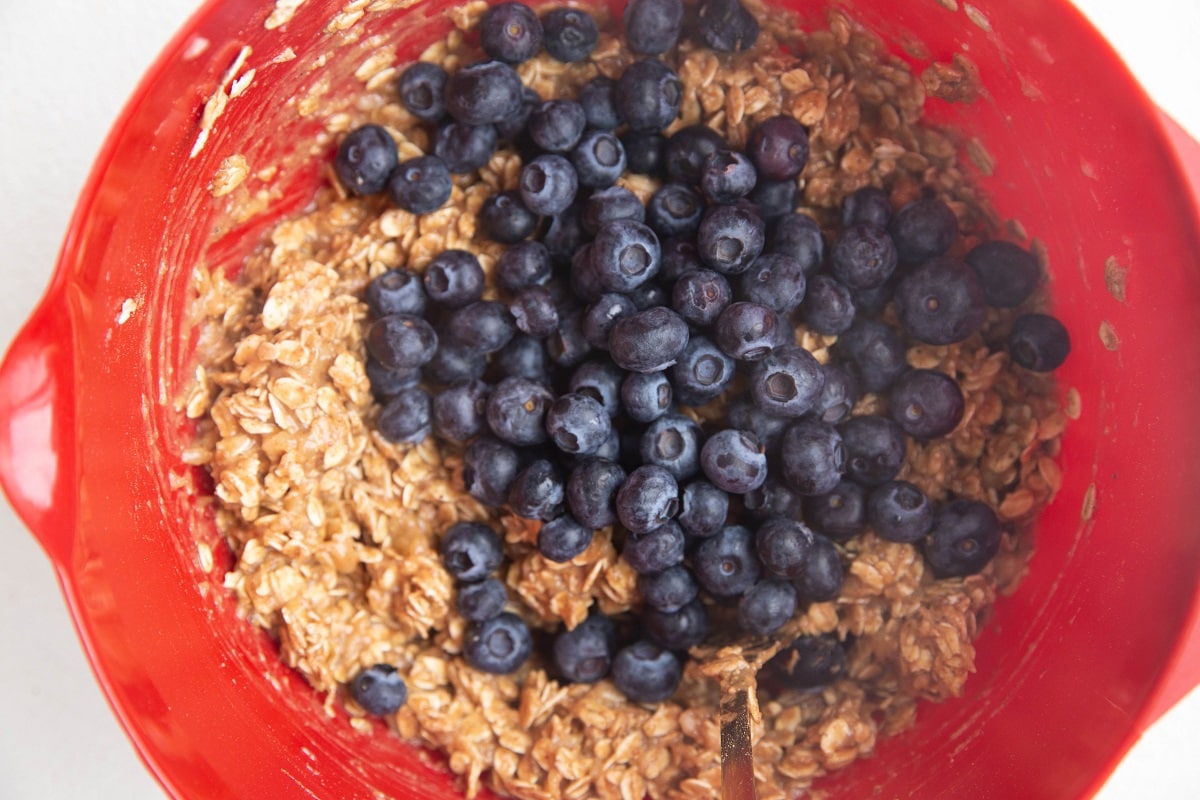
[553,615,616,683]
[767,212,824,276]
[888,368,965,440]
[699,149,757,203]
[829,223,898,290]
[803,479,867,541]
[481,190,538,244]
[672,269,732,328]
[493,334,550,382]
[566,457,626,528]
[794,535,844,602]
[480,2,543,63]
[582,186,645,236]
[965,240,1040,308]
[424,249,485,308]
[568,360,624,417]
[440,521,504,582]
[749,178,798,220]
[677,480,729,538]
[579,76,621,130]
[868,480,933,544]
[590,220,662,293]
[543,205,587,268]
[349,664,408,715]
[646,183,704,238]
[433,119,499,173]
[765,635,847,689]
[738,253,807,315]
[366,358,419,401]
[851,280,894,317]
[700,429,767,494]
[664,124,726,185]
[486,376,553,446]
[839,415,907,487]
[714,301,778,360]
[799,274,855,335]
[923,499,1001,577]
[397,62,448,123]
[754,517,816,580]
[509,459,565,521]
[546,393,612,455]
[529,99,587,153]
[510,286,560,338]
[693,0,760,52]
[623,0,684,54]
[832,317,909,393]
[431,379,489,443]
[659,236,704,284]
[388,155,452,214]
[640,413,704,480]
[738,580,797,636]
[616,59,683,132]
[570,129,628,188]
[582,293,638,350]
[888,195,958,264]
[425,340,487,384]
[366,313,438,370]
[538,514,595,562]
[669,336,736,406]
[456,578,508,622]
[644,597,709,650]
[743,480,804,521]
[623,521,687,574]
[366,268,426,318]
[448,300,516,354]
[750,344,825,416]
[621,370,673,423]
[813,362,860,425]
[842,185,891,228]
[377,386,431,443]
[541,7,598,62]
[462,435,522,506]
[727,399,790,452]
[546,308,594,368]
[608,306,690,373]
[694,524,762,597]
[622,130,666,176]
[1009,313,1070,372]
[746,115,809,181]
[612,641,682,703]
[445,60,525,125]
[495,86,542,141]
[779,418,845,496]
[335,124,398,196]
[895,256,987,345]
[697,203,766,275]
[463,612,532,674]
[519,153,578,216]
[616,464,679,534]
[639,565,698,612]
[497,240,552,291]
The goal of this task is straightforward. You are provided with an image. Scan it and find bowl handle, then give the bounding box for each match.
[0,286,77,570]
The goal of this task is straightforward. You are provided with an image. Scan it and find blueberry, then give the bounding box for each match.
[543,205,587,268]
[829,223,898,290]
[867,480,933,544]
[832,318,909,393]
[640,413,704,480]
[749,178,798,221]
[456,577,509,622]
[582,293,638,350]
[623,0,684,55]
[546,393,612,455]
[569,244,606,303]
[462,435,522,506]
[497,240,553,291]
[541,7,598,62]
[568,360,624,417]
[519,153,578,216]
[803,479,867,541]
[623,521,687,574]
[397,62,449,123]
[571,128,628,188]
[838,415,907,487]
[894,256,987,345]
[965,240,1040,308]
[425,340,487,384]
[590,220,661,293]
[480,2,542,63]
[727,399,791,453]
[799,274,856,335]
[888,368,965,440]
[764,635,847,689]
[612,641,682,703]
[510,286,560,338]
[738,580,797,636]
[528,99,587,153]
[486,376,553,446]
[693,0,760,50]
[697,203,766,275]
[738,253,808,315]
[669,336,736,406]
[714,301,778,361]
[493,334,549,382]
[1009,313,1071,372]
[746,115,809,181]
[365,268,425,319]
[445,60,525,125]
[448,300,516,354]
[366,313,438,370]
[616,59,683,132]
[664,124,727,185]
[424,249,485,308]
[594,427,623,462]
[700,429,767,494]
[754,517,816,580]
[464,612,532,674]
[349,664,408,715]
[743,480,804,521]
[750,344,825,416]
[794,535,844,602]
[553,615,616,683]
[566,457,626,528]
[644,597,709,650]
[923,499,1002,577]
[538,514,595,562]
[699,149,757,204]
[481,190,538,244]
[659,236,704,284]
[767,212,824,276]
[842,185,891,228]
[582,186,645,236]
[616,464,679,534]
[608,306,690,373]
[377,386,431,444]
[622,130,666,176]
[496,86,542,141]
[431,379,489,443]
[334,124,398,196]
[388,154,452,214]
[812,362,860,425]
[433,119,499,173]
[579,76,622,130]
[440,521,505,582]
[779,417,845,496]
[672,269,732,328]
[694,524,762,597]
[638,565,698,613]
[851,280,895,317]
[620,370,673,423]
[366,358,420,401]
[675,480,729,539]
[546,308,594,368]
[888,195,958,264]
[508,459,565,521]
[646,182,704,239]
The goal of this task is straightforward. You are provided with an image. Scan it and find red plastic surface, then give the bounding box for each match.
[2,0,1200,798]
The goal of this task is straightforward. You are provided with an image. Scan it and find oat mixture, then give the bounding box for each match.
[185,2,1066,798]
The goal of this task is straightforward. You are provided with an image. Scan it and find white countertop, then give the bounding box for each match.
[1,1,1198,797]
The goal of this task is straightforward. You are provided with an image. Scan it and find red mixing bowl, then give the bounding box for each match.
[2,0,1199,797]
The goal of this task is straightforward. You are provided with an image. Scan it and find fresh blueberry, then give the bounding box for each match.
[566,457,626,528]
[749,178,798,221]
[1009,313,1071,372]
[868,480,933,544]
[669,336,736,406]
[746,115,809,181]
[445,60,525,125]
[616,59,683,132]
[497,240,553,291]
[779,417,845,496]
[495,85,542,141]
[608,306,690,373]
[366,358,420,401]
[480,2,543,63]
[377,386,431,443]
[528,99,587,153]
[397,62,449,123]
[481,190,538,244]
[366,313,438,370]
[334,124,398,196]
[462,435,522,506]
[582,293,638,350]
[699,149,757,203]
[623,0,684,54]
[510,285,560,338]
[388,154,453,214]
[543,204,587,268]
[433,119,499,173]
[486,375,553,446]
[738,580,797,636]
[571,128,628,188]
[672,269,732,328]
[832,317,909,393]
[508,458,565,520]
[553,614,616,683]
[590,219,661,293]
[541,7,598,62]
[569,244,606,303]
[464,612,532,674]
[923,499,1002,577]
[794,535,844,602]
[447,300,516,354]
[579,76,621,130]
[424,249,485,308]
[546,393,612,455]
[888,368,965,439]
[738,253,807,315]
[546,308,594,368]
[750,344,825,416]
[644,597,709,650]
[456,577,509,622]
[646,182,704,238]
[714,301,778,360]
[692,0,760,51]
[425,340,487,384]
[764,635,847,689]
[492,334,549,382]
[538,514,595,562]
[700,429,768,494]
[519,153,578,216]
[894,256,987,345]
[842,185,891,228]
[621,370,673,423]
[616,464,679,535]
[582,186,645,236]
[767,212,824,276]
[440,521,505,582]
[965,240,1040,308]
[743,480,804,521]
[622,130,666,176]
[754,517,816,580]
[638,565,698,613]
[829,223,898,290]
[366,268,426,318]
[697,203,766,275]
[803,479,867,541]
[349,664,408,715]
[623,521,687,574]
[694,524,762,597]
[640,413,704,480]
[664,124,727,185]
[659,236,704,284]
[851,279,895,317]
[727,399,791,452]
[838,415,907,487]
[677,480,729,538]
[812,362,860,425]
[799,274,856,335]
[431,379,489,443]
[568,360,624,417]
[612,641,682,703]
[888,195,958,264]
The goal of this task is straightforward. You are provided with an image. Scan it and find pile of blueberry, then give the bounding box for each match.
[345,0,1073,714]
